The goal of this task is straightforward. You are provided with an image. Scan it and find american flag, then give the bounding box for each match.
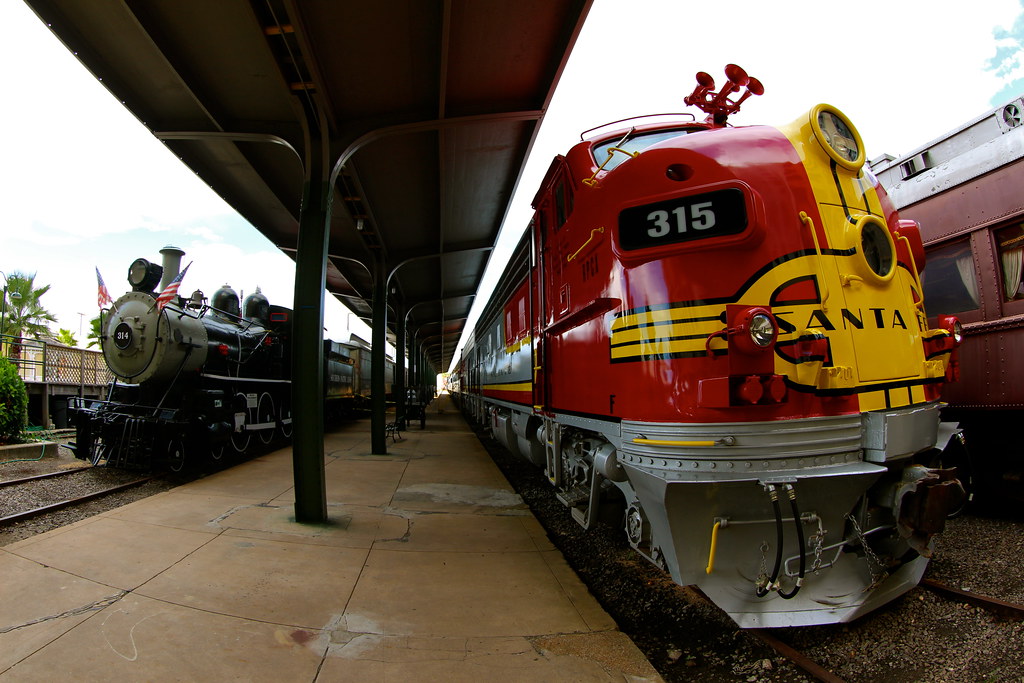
[155,262,191,311]
[96,267,114,308]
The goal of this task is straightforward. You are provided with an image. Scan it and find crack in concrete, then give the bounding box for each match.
[1,590,128,634]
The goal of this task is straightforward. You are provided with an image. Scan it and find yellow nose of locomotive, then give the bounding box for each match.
[776,105,956,409]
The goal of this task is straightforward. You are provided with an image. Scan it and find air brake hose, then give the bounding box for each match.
[779,484,806,599]
[756,484,784,597]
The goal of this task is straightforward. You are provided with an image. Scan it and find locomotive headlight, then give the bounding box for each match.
[749,312,776,348]
[940,315,964,344]
[811,104,865,171]
[848,215,897,283]
[729,306,777,354]
[127,258,163,292]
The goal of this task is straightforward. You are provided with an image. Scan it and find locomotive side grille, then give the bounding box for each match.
[619,414,863,478]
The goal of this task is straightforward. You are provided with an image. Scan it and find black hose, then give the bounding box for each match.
[779,484,805,599]
[757,484,784,597]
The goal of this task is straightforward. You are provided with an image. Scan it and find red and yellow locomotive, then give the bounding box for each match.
[451,66,964,627]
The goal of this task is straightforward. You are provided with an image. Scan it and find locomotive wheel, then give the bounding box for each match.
[230,392,251,453]
[210,443,225,461]
[166,439,186,473]
[278,395,293,438]
[230,429,251,454]
[258,392,275,445]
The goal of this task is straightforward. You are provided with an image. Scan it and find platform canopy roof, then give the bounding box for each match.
[25,0,592,372]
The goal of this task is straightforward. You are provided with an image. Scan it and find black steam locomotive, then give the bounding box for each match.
[70,246,389,470]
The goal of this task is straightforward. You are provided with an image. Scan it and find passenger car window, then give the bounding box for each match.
[995,224,1024,301]
[921,240,979,315]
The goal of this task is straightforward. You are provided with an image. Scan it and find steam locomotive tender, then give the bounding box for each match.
[70,247,371,470]
[450,66,965,628]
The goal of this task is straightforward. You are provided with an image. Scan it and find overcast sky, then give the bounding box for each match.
[2,0,1022,371]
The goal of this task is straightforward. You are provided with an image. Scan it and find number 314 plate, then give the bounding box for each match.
[618,188,747,251]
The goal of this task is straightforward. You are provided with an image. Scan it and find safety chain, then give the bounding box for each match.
[756,541,771,592]
[845,513,889,589]
[809,517,828,575]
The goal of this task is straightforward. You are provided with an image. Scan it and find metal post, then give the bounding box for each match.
[393,297,406,429]
[1,285,6,358]
[370,252,388,454]
[406,332,416,398]
[291,115,330,524]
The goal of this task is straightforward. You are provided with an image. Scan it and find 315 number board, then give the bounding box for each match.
[618,188,746,251]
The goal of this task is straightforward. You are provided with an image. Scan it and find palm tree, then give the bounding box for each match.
[1,272,57,358]
[87,315,103,349]
[56,328,78,347]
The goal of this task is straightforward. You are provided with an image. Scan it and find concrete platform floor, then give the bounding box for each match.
[1,394,661,681]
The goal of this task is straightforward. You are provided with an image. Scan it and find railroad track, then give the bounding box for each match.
[741,579,1024,683]
[0,469,153,526]
[0,467,90,488]
[919,577,1024,620]
[747,629,846,683]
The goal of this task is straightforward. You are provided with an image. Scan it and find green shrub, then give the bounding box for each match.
[0,358,27,443]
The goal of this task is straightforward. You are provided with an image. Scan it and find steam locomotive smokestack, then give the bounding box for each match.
[158,245,185,291]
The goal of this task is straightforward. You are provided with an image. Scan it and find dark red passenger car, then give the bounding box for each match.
[873,96,1024,498]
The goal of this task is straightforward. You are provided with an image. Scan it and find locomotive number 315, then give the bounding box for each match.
[618,188,747,251]
[646,202,715,237]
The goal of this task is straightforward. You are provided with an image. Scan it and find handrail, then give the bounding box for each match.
[566,227,606,263]
[896,233,926,311]
[582,147,639,187]
[800,211,830,312]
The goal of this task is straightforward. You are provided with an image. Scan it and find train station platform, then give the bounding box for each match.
[0,394,661,681]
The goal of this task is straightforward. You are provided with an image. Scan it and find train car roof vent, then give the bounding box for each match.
[900,152,930,180]
[998,99,1024,133]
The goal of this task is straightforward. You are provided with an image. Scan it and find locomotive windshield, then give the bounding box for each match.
[592,128,700,171]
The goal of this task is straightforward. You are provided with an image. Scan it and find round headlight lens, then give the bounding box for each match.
[127,258,163,292]
[861,221,895,278]
[749,312,776,347]
[128,259,151,287]
[818,111,859,162]
[952,319,964,344]
[811,105,865,171]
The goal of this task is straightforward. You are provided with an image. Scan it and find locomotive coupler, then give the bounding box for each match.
[893,466,965,556]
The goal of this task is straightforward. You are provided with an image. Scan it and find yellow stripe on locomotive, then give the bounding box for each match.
[610,244,949,410]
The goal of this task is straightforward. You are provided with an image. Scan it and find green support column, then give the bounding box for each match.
[291,123,330,524]
[393,298,406,429]
[408,335,417,396]
[371,253,388,454]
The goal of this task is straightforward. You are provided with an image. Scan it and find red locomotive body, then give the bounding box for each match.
[453,67,964,627]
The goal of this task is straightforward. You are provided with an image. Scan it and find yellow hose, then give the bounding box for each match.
[706,520,721,574]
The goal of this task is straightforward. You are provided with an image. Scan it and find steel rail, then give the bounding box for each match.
[0,477,153,526]
[0,467,92,488]
[685,586,846,682]
[747,630,847,683]
[920,578,1024,619]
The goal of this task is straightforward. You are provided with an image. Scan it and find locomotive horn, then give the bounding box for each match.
[733,76,765,107]
[724,63,749,86]
[684,71,716,107]
[710,64,749,109]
